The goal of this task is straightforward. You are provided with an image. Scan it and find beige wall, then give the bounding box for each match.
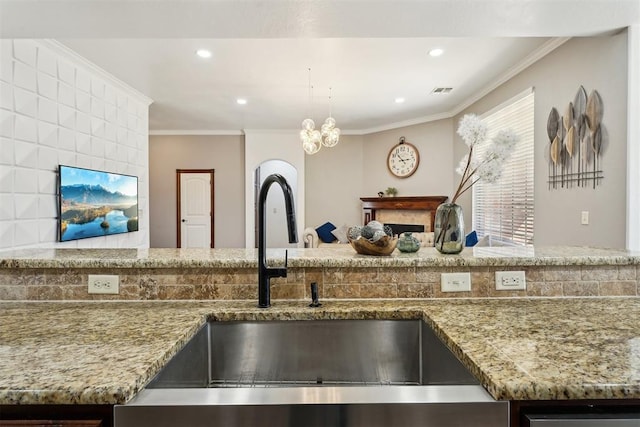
[149,135,245,248]
[454,33,629,248]
[305,135,365,228]
[362,120,455,199]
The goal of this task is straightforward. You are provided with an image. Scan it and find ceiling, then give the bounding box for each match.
[1,1,638,134]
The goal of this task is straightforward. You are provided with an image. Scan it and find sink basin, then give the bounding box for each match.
[115,319,508,427]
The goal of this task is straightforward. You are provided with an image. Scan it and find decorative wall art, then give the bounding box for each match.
[546,86,606,189]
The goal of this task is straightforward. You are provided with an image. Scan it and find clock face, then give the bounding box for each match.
[387,142,420,178]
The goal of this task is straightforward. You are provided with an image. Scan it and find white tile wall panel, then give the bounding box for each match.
[90,137,105,157]
[0,110,14,138]
[38,170,57,194]
[0,41,13,83]
[37,48,57,77]
[104,123,116,142]
[76,69,90,93]
[76,91,90,113]
[58,128,75,151]
[57,150,76,168]
[37,72,58,100]
[105,104,117,123]
[14,220,39,247]
[39,218,58,243]
[76,153,92,169]
[38,96,58,124]
[0,165,14,192]
[14,141,38,168]
[104,86,116,105]
[91,157,105,171]
[14,114,38,143]
[0,137,14,165]
[14,88,37,118]
[57,60,75,85]
[13,40,37,67]
[38,194,57,217]
[75,132,91,154]
[0,194,14,220]
[14,168,38,194]
[2,40,151,249]
[105,142,117,160]
[38,146,58,171]
[90,118,104,137]
[58,82,75,107]
[91,78,105,98]
[0,81,13,109]
[58,105,75,129]
[38,122,58,147]
[0,221,14,248]
[91,97,104,118]
[12,62,36,92]
[15,194,38,219]
[76,112,90,134]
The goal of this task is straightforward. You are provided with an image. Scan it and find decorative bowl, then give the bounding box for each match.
[348,234,398,256]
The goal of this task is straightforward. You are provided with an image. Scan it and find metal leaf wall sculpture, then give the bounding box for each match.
[547,86,604,189]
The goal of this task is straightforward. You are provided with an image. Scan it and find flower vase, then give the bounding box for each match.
[434,203,464,254]
[397,232,421,253]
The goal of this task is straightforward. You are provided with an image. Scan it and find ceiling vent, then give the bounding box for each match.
[431,87,453,94]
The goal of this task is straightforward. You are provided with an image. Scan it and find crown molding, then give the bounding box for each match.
[150,129,244,136]
[40,39,154,106]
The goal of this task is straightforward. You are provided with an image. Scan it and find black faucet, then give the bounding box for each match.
[258,173,298,308]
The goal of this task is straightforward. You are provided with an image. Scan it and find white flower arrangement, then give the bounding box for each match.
[450,114,519,204]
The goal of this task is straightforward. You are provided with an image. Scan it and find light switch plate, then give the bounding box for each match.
[441,272,471,292]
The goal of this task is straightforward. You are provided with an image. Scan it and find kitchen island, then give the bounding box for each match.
[0,247,639,425]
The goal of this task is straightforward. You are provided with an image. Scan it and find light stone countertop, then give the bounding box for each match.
[1,246,639,269]
[0,298,639,405]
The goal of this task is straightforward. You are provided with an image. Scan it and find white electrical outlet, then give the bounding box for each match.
[88,274,119,294]
[441,272,471,292]
[495,271,526,291]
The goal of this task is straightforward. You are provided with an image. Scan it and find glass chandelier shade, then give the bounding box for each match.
[300,71,340,154]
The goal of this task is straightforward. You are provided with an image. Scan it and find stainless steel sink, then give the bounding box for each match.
[115,319,508,426]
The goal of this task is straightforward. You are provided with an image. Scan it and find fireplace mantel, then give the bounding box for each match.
[360,196,448,231]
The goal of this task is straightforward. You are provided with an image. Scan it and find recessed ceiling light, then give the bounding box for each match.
[236,98,247,105]
[196,49,212,58]
[428,48,445,57]
[395,97,405,104]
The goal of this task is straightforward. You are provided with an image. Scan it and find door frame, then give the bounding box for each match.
[176,169,215,248]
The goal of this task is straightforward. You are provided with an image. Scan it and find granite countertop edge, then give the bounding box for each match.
[1,298,639,405]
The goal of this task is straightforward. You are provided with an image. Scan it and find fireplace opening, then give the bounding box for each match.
[384,223,425,237]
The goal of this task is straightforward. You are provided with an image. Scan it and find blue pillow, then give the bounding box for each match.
[316,222,337,243]
[465,231,478,247]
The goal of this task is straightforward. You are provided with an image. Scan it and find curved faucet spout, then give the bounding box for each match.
[258,173,298,308]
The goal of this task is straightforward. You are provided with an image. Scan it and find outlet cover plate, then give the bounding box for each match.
[495,271,526,291]
[441,272,471,292]
[88,274,119,294]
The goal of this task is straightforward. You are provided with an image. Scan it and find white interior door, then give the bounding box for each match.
[179,172,213,248]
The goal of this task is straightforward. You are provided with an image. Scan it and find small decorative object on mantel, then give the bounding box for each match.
[348,221,397,256]
[435,114,519,254]
[397,232,421,253]
[547,85,605,189]
[385,187,398,197]
[377,191,385,197]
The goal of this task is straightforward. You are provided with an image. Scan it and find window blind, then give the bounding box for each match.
[473,89,535,246]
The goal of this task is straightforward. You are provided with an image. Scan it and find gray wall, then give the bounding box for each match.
[454,32,628,248]
[149,135,245,248]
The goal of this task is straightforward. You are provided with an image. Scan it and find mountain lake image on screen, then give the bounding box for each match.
[58,165,139,242]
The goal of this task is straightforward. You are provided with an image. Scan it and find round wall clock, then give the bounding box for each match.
[387,137,420,178]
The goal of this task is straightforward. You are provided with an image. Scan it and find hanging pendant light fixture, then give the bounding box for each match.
[301,68,322,155]
[321,87,340,148]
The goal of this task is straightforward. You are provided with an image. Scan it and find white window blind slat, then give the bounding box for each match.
[472,90,535,246]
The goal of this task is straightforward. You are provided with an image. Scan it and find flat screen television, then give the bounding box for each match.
[58,165,139,242]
